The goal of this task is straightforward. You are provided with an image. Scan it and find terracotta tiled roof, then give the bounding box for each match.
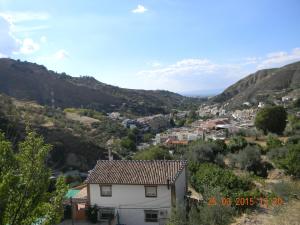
[85,160,187,185]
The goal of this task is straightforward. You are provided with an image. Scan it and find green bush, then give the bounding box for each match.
[120,137,136,152]
[267,143,300,177]
[227,136,248,153]
[266,134,283,150]
[190,163,252,199]
[282,143,300,177]
[287,135,300,145]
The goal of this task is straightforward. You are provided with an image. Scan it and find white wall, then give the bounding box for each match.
[175,167,186,206]
[89,184,171,225]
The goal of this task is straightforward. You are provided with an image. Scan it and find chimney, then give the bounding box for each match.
[108,148,113,161]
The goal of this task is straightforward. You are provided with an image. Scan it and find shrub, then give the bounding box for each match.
[190,163,252,199]
[286,135,300,145]
[167,206,187,225]
[227,136,248,153]
[271,181,300,201]
[189,199,234,225]
[235,146,261,170]
[266,134,283,150]
[267,143,300,177]
[282,143,300,177]
[185,140,225,164]
[229,145,273,177]
[267,147,288,161]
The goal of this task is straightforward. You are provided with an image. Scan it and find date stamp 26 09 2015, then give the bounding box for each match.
[207,197,284,208]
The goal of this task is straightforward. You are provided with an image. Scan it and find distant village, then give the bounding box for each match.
[107,94,300,150]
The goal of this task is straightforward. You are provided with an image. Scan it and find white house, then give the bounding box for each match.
[85,160,187,225]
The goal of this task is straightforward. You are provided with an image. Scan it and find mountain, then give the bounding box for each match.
[0,58,202,116]
[0,93,128,171]
[212,61,300,108]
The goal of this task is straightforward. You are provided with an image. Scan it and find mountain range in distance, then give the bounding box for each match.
[0,58,299,114]
[0,58,203,117]
[179,89,224,98]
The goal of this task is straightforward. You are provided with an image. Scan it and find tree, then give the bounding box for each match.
[121,137,136,152]
[255,106,287,134]
[0,131,67,225]
[0,133,16,225]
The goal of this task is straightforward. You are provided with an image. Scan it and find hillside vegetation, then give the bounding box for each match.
[0,94,127,171]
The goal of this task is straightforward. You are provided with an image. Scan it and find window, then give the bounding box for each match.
[145,210,158,222]
[100,185,112,197]
[98,208,115,221]
[145,186,157,197]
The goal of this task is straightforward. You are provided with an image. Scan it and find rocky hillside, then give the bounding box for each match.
[0,93,128,171]
[212,61,300,108]
[0,58,202,116]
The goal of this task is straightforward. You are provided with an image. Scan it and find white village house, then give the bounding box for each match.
[85,160,187,225]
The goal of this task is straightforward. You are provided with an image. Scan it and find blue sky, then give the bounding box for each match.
[1,0,300,94]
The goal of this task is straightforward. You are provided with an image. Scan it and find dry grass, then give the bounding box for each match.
[265,200,300,225]
[244,136,289,148]
[231,200,300,225]
[65,112,99,125]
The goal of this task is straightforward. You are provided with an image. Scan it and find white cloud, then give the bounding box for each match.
[13,25,49,33]
[0,16,20,56]
[54,49,69,60]
[135,48,300,93]
[132,5,148,13]
[0,11,49,23]
[19,38,40,54]
[136,59,246,92]
[257,48,300,69]
[138,59,240,78]
[0,11,49,56]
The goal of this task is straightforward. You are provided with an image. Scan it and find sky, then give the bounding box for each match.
[1,0,300,95]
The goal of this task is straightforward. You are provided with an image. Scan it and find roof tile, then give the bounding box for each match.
[85,160,187,185]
